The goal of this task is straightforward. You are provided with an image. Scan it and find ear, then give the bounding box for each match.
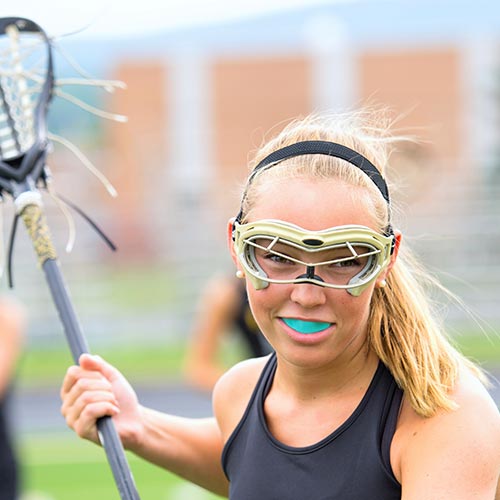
[227,217,238,266]
[376,230,402,286]
[389,230,402,265]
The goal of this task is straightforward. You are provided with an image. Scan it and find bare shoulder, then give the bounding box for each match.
[393,366,500,499]
[212,356,270,442]
[443,365,499,433]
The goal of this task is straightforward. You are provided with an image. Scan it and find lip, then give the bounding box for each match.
[279,317,335,344]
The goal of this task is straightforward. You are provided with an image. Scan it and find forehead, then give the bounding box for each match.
[248,177,378,231]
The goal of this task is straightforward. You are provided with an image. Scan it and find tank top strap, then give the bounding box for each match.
[380,371,403,472]
[221,353,277,476]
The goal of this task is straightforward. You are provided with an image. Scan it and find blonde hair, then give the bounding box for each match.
[240,110,486,418]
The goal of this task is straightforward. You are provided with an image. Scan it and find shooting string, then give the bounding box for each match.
[0,17,123,284]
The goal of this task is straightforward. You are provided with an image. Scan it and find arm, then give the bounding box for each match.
[61,354,229,496]
[0,296,26,396]
[184,276,240,391]
[132,410,227,495]
[137,355,269,493]
[395,370,500,500]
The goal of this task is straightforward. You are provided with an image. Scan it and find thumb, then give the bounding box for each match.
[79,353,121,382]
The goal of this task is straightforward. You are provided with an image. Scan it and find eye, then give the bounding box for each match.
[264,252,296,265]
[331,258,363,268]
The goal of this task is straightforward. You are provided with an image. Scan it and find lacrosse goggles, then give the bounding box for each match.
[233,219,394,296]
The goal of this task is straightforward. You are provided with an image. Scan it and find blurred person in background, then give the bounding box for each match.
[0,295,27,500]
[184,273,272,392]
[60,110,500,499]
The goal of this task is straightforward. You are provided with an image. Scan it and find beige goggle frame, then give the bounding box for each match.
[233,219,393,296]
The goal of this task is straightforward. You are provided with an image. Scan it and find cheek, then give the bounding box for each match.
[247,287,271,317]
[335,290,374,325]
[246,285,282,327]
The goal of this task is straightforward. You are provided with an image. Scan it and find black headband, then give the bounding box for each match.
[235,140,392,226]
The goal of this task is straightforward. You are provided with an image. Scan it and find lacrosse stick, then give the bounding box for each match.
[0,17,140,500]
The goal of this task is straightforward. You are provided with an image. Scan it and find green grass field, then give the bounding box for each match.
[19,433,224,500]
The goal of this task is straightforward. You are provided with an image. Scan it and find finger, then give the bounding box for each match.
[79,354,123,383]
[63,388,120,426]
[72,401,121,444]
[61,378,117,418]
[61,365,81,398]
[60,364,107,399]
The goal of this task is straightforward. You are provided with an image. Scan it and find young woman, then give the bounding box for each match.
[60,111,500,499]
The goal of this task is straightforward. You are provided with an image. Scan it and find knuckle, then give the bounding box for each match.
[64,414,75,430]
[81,403,102,421]
[74,423,87,439]
[74,378,88,392]
[79,392,92,405]
[66,365,79,379]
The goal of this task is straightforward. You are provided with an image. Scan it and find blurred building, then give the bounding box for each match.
[91,1,500,326]
[9,1,499,346]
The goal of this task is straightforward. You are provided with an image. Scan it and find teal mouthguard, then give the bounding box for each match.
[282,318,331,334]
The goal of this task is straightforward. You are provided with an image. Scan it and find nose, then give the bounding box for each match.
[289,281,327,308]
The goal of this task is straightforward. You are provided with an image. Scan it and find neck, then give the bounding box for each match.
[273,342,379,401]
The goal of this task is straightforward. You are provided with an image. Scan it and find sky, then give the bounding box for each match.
[1,0,346,39]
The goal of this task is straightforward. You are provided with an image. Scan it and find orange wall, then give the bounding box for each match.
[106,61,168,258]
[105,46,468,256]
[212,55,312,189]
[359,47,461,164]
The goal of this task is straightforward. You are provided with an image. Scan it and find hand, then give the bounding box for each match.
[60,354,142,449]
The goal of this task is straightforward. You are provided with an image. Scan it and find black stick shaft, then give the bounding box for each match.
[20,202,140,500]
[42,259,90,358]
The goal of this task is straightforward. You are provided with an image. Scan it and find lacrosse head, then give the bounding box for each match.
[233,219,393,296]
[0,17,53,194]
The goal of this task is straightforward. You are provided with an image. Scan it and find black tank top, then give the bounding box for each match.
[222,354,403,500]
